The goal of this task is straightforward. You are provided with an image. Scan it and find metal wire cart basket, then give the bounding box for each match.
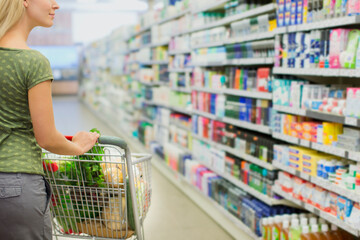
[42,136,152,240]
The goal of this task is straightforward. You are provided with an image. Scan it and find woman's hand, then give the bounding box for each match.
[72,131,100,155]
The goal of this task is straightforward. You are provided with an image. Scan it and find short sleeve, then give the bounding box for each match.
[26,51,54,90]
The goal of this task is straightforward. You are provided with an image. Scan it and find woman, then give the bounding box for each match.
[0,0,99,239]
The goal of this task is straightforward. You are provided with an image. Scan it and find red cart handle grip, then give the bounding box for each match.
[65,136,73,141]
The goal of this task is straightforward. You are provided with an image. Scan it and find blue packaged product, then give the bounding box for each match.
[278,0,285,13]
[337,196,353,220]
[239,97,247,121]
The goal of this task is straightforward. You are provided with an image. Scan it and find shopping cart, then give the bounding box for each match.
[42,136,152,240]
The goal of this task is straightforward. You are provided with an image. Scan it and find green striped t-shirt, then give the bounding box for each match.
[0,47,53,175]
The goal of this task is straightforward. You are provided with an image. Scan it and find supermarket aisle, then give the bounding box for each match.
[53,96,238,240]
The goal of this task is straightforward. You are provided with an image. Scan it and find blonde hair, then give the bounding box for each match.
[0,0,25,39]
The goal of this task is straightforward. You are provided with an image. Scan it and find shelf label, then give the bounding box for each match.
[348,151,360,162]
[300,139,311,148]
[313,208,320,215]
[345,117,358,126]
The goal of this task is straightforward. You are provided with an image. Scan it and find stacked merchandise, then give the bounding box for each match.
[275,28,360,70]
[166,157,302,238]
[193,116,276,166]
[275,170,360,229]
[273,78,360,119]
[271,111,360,153]
[192,67,272,93]
[261,213,354,240]
[277,0,360,28]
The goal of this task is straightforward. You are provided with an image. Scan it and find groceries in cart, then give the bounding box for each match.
[42,129,152,239]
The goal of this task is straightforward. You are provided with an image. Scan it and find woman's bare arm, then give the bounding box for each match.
[28,80,99,155]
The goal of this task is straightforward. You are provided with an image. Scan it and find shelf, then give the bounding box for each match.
[143,100,192,115]
[222,89,272,100]
[273,67,360,78]
[126,9,191,41]
[140,60,169,65]
[168,49,192,55]
[226,31,275,45]
[282,15,360,33]
[170,106,192,115]
[151,154,260,240]
[192,109,219,120]
[221,144,275,170]
[170,120,192,132]
[192,0,229,14]
[192,134,275,170]
[192,151,293,206]
[192,110,271,134]
[222,117,271,135]
[140,116,154,124]
[191,57,274,67]
[168,68,193,73]
[190,4,277,34]
[191,86,223,94]
[171,141,191,153]
[170,87,192,93]
[307,110,360,128]
[272,185,360,237]
[274,106,360,128]
[272,132,360,162]
[150,40,170,48]
[227,57,274,65]
[139,81,169,87]
[191,86,272,100]
[273,161,360,203]
[273,105,307,116]
[191,41,225,49]
[157,9,191,25]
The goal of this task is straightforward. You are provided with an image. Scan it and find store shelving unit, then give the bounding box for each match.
[192,134,275,171]
[83,1,360,238]
[272,125,360,162]
[168,68,193,73]
[192,86,272,100]
[83,99,259,240]
[191,57,274,67]
[273,105,360,127]
[273,67,360,78]
[140,60,169,65]
[273,161,360,203]
[273,185,359,236]
[170,87,192,93]
[192,110,271,135]
[168,49,192,55]
[277,15,360,33]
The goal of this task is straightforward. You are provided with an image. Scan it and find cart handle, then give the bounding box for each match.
[65,135,128,150]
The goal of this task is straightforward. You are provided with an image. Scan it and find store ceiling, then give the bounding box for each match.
[58,0,152,12]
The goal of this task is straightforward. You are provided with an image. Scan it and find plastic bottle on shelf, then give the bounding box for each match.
[290,218,301,240]
[309,217,318,227]
[273,216,283,240]
[319,224,332,240]
[300,225,311,240]
[281,220,290,240]
[262,218,269,240]
[300,217,309,227]
[311,224,322,240]
[267,217,275,240]
[329,224,342,240]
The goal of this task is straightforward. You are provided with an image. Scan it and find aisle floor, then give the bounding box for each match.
[52,96,237,240]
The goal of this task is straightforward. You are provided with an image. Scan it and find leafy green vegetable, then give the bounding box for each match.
[45,129,107,232]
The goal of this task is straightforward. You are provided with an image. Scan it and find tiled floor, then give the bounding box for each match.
[52,96,246,240]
